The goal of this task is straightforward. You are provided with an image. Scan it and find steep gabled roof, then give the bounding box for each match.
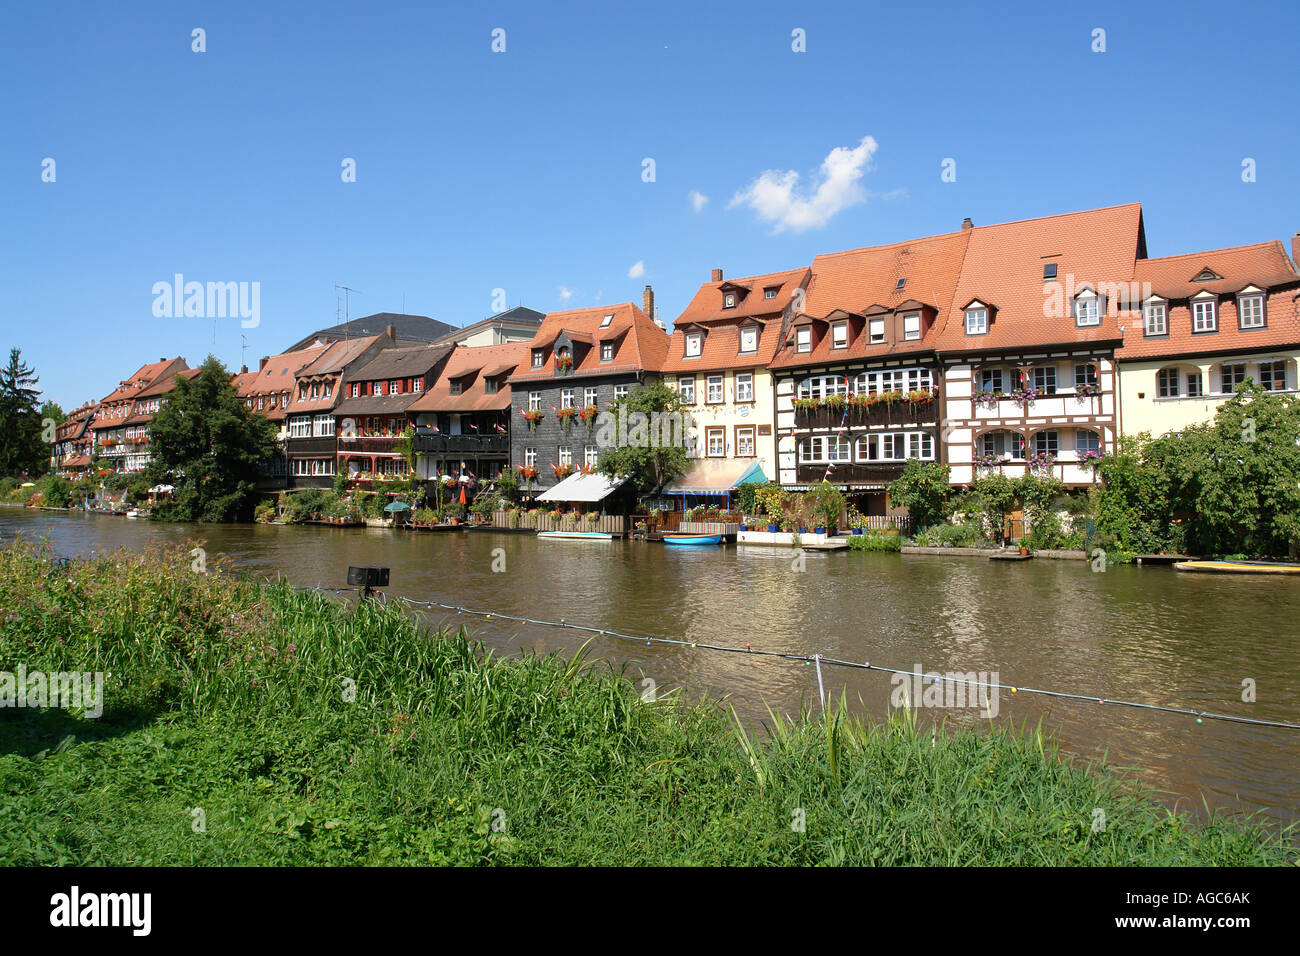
[933,203,1145,353]
[410,342,529,413]
[509,303,668,382]
[286,312,456,352]
[1119,240,1300,360]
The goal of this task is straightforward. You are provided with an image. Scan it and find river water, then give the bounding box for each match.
[3,508,1297,825]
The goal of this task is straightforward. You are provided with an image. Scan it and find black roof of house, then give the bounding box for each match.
[286,313,457,352]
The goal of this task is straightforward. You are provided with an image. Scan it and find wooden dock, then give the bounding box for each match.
[989,550,1033,561]
[802,539,850,551]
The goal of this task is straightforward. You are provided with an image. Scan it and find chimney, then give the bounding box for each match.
[711,268,723,283]
[241,364,249,374]
[1292,231,1299,269]
[386,323,396,342]
[642,284,654,320]
[961,218,974,231]
[259,356,269,371]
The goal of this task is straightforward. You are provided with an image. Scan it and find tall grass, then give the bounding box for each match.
[0,538,1292,865]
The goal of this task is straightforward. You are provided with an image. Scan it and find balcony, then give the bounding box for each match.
[335,436,400,454]
[794,397,938,429]
[285,436,338,455]
[795,463,906,487]
[412,433,508,455]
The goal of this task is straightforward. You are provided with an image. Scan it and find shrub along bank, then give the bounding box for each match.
[0,541,1290,865]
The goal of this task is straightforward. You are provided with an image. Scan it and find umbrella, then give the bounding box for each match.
[383,501,411,513]
[458,486,467,505]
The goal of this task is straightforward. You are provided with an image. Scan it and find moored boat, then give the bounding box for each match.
[662,533,723,546]
[1174,560,1300,575]
[537,531,616,540]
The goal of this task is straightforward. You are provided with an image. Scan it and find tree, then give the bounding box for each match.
[146,355,279,522]
[595,381,691,495]
[885,461,951,531]
[0,348,48,476]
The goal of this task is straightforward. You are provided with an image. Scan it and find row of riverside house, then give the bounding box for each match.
[52,203,1300,524]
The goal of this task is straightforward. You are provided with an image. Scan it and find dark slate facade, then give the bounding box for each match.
[510,370,644,493]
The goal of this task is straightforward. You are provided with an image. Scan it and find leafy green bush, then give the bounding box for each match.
[848,530,902,552]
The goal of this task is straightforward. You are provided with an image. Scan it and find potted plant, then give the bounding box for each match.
[848,509,867,535]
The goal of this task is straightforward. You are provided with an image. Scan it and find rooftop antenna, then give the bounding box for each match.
[241,334,248,369]
[334,284,360,341]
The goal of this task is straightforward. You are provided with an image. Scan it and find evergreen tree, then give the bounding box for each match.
[146,355,279,522]
[0,348,48,476]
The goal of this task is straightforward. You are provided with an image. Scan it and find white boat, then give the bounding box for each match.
[537,531,615,540]
[125,509,141,519]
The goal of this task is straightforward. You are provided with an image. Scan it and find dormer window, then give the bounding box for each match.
[903,313,921,341]
[532,350,544,368]
[1192,298,1217,333]
[796,328,811,353]
[869,319,885,344]
[1237,292,1265,329]
[739,326,758,353]
[723,293,736,309]
[831,322,848,349]
[600,312,614,328]
[601,342,614,362]
[484,377,499,394]
[685,332,703,357]
[965,307,988,335]
[763,287,777,299]
[1074,291,1100,327]
[1143,300,1167,336]
[449,380,463,396]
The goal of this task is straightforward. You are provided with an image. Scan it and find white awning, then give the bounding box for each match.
[535,472,626,503]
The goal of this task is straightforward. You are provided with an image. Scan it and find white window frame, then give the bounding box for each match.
[903,313,921,341]
[524,447,537,468]
[1033,366,1057,395]
[869,318,885,344]
[832,322,848,349]
[739,326,758,353]
[678,376,695,404]
[1156,368,1180,399]
[685,333,703,357]
[528,391,541,411]
[614,385,630,400]
[965,308,988,335]
[735,372,754,403]
[1192,299,1217,333]
[706,375,724,404]
[1076,430,1101,456]
[584,386,598,406]
[706,426,725,457]
[1074,295,1100,327]
[1144,302,1167,336]
[736,426,755,457]
[584,445,598,467]
[1238,294,1265,329]
[796,327,811,353]
[558,446,572,467]
[560,388,574,409]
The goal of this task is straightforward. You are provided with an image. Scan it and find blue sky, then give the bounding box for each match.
[4,0,1298,408]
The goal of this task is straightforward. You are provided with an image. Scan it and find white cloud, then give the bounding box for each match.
[728,136,879,233]
[689,190,708,213]
[558,286,574,304]
[627,260,645,279]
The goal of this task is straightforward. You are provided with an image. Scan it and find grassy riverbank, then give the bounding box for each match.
[0,540,1291,865]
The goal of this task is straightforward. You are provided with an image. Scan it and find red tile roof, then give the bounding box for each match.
[769,231,971,369]
[663,268,809,373]
[933,203,1144,353]
[509,303,668,382]
[410,342,529,413]
[287,334,387,413]
[1118,240,1300,359]
[97,358,186,405]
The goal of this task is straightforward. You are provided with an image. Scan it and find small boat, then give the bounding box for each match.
[125,509,141,519]
[537,531,616,540]
[662,533,723,546]
[1174,560,1300,575]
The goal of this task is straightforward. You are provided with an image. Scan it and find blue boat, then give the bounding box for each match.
[662,533,723,546]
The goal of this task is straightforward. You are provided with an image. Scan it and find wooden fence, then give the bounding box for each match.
[492,511,627,535]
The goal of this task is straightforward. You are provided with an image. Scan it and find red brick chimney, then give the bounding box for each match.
[259,356,269,371]
[711,268,723,283]
[1292,231,1299,269]
[386,323,396,342]
[642,284,654,320]
[961,217,974,231]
